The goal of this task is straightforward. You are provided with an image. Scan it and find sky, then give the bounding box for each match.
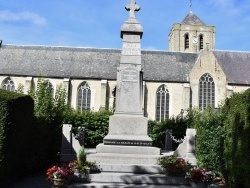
[0,0,249,51]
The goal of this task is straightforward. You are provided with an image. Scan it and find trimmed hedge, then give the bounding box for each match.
[64,110,113,148]
[0,89,34,183]
[148,116,187,150]
[222,89,250,188]
[190,108,225,173]
[64,111,187,149]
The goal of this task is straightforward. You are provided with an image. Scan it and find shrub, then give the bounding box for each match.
[64,110,113,148]
[222,89,250,188]
[148,115,187,149]
[190,108,225,173]
[0,90,34,183]
[77,147,86,167]
[29,78,68,170]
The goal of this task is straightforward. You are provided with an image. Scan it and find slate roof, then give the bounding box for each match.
[0,45,249,85]
[181,11,206,25]
[0,45,120,80]
[213,50,250,84]
[142,51,197,82]
[0,45,198,83]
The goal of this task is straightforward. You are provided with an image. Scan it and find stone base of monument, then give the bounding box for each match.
[103,115,153,145]
[87,152,160,165]
[96,144,160,155]
[77,156,190,186]
[83,147,190,186]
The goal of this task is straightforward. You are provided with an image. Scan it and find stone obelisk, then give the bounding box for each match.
[95,0,160,155]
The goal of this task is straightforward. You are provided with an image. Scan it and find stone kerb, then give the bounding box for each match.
[60,124,84,162]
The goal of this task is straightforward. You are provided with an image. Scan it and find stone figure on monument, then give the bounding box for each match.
[125,0,140,19]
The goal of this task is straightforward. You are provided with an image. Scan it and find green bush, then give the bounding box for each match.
[64,110,113,148]
[189,108,225,173]
[222,89,250,188]
[29,78,68,170]
[0,89,34,183]
[148,116,188,149]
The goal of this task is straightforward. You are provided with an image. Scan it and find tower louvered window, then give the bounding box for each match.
[78,82,91,111]
[199,35,204,50]
[199,73,215,110]
[156,85,169,121]
[2,77,15,92]
[185,34,189,49]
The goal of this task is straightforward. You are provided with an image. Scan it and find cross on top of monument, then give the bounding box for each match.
[125,0,140,19]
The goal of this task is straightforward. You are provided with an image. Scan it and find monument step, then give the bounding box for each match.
[86,172,190,185]
[70,182,192,188]
[87,153,161,165]
[96,143,161,155]
[96,163,164,174]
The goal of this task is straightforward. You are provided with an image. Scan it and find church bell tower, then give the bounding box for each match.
[168,11,216,53]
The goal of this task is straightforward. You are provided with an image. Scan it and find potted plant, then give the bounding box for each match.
[186,167,215,188]
[158,154,192,176]
[72,147,96,179]
[46,163,74,187]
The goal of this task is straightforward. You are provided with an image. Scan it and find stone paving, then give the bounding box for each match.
[8,174,192,188]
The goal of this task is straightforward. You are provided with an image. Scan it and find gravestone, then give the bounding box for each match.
[60,124,84,162]
[186,129,197,165]
[95,0,160,155]
[165,129,173,151]
[174,128,197,165]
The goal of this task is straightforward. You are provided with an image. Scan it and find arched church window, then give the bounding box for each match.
[184,34,189,49]
[199,73,215,110]
[199,35,204,50]
[77,82,91,111]
[156,85,169,121]
[2,77,15,92]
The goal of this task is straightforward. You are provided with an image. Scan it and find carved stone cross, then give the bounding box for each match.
[125,0,140,19]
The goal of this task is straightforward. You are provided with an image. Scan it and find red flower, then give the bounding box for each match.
[46,163,74,180]
[190,168,208,183]
[46,165,58,179]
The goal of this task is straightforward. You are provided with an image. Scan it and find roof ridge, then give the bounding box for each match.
[213,49,250,53]
[181,11,206,25]
[1,44,121,51]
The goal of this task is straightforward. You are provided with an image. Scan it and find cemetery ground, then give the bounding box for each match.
[0,82,249,187]
[9,174,195,188]
[7,148,191,188]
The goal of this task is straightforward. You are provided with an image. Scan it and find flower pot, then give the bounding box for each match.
[51,179,70,187]
[190,182,207,188]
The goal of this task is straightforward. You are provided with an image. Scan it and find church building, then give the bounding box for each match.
[0,10,249,121]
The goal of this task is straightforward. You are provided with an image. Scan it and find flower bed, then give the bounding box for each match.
[158,154,192,176]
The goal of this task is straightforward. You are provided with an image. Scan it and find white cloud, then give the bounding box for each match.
[0,10,47,26]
